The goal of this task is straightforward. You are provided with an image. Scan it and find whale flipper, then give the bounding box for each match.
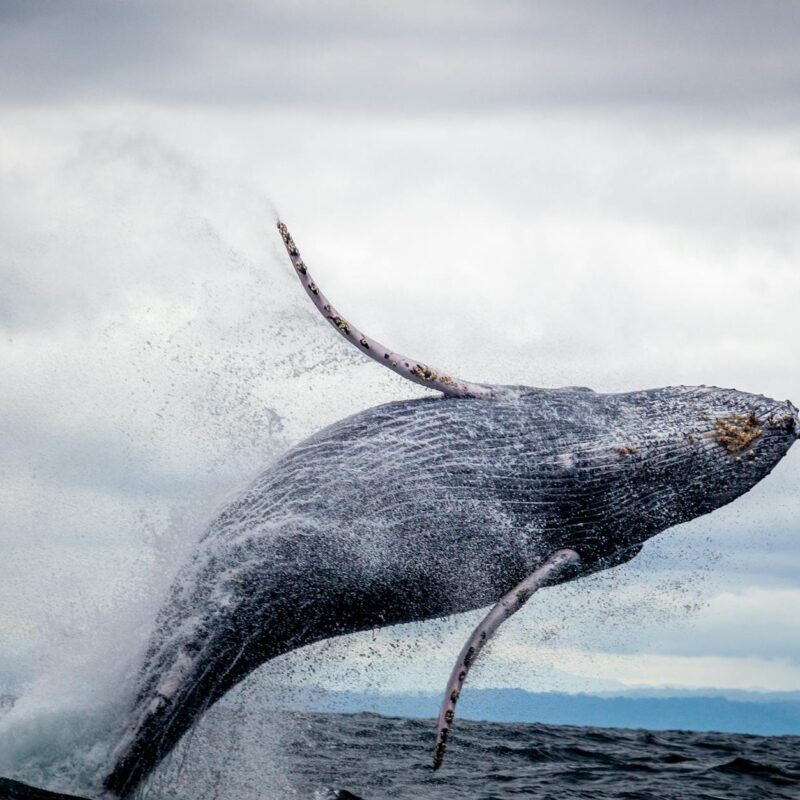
[0,778,91,800]
[277,221,492,399]
[432,548,581,770]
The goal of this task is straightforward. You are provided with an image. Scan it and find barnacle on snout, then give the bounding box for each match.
[713,411,762,454]
[768,411,796,434]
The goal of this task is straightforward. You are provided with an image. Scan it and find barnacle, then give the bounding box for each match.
[714,411,762,454]
[328,315,350,334]
[768,412,795,432]
[433,739,447,769]
[411,363,439,382]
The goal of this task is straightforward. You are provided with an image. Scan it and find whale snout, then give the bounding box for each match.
[767,399,799,440]
[692,389,797,485]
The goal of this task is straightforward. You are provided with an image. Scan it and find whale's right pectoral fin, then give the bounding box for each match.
[276,221,493,399]
[0,777,93,800]
[432,548,581,771]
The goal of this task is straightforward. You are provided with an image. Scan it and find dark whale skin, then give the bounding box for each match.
[103,384,798,796]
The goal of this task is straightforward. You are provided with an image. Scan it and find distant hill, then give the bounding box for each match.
[285,688,800,736]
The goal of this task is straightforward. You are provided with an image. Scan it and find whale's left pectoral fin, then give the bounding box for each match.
[432,548,581,771]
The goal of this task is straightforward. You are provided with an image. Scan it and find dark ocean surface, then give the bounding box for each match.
[277,712,800,800]
[2,709,800,799]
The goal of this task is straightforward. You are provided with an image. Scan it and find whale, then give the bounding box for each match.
[2,222,797,799]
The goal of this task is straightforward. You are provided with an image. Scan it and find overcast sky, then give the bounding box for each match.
[1,0,799,724]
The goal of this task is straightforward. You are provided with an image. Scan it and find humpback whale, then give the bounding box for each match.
[2,222,797,798]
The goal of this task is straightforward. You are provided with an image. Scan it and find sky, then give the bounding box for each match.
[1,0,800,712]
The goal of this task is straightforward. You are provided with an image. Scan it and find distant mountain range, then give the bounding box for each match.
[284,687,800,736]
[4,683,799,737]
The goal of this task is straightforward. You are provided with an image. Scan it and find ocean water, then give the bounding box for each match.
[153,711,800,800]
[279,712,800,800]
[2,707,800,799]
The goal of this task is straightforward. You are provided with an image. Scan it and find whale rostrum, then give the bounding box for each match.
[3,222,797,800]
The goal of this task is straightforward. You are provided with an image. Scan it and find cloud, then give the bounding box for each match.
[498,647,800,693]
[261,583,800,694]
[646,587,800,660]
[1,2,800,114]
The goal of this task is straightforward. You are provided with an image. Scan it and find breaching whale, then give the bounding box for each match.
[2,222,797,798]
